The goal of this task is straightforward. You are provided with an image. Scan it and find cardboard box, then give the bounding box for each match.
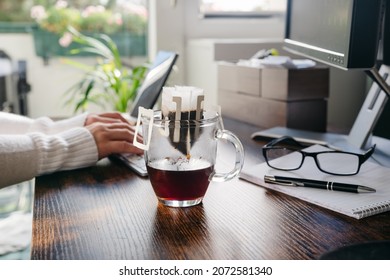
[218,62,262,96]
[217,62,239,92]
[217,62,329,100]
[218,89,327,132]
[217,62,329,132]
[261,66,329,101]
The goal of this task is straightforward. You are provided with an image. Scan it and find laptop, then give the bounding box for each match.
[113,51,178,176]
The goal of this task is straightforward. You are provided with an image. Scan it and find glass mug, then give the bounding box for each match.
[134,107,245,207]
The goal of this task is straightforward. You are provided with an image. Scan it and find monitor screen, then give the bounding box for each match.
[285,0,383,70]
[130,51,178,118]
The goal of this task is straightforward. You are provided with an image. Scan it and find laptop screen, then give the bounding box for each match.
[130,51,178,118]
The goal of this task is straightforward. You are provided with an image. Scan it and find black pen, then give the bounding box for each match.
[264,175,376,193]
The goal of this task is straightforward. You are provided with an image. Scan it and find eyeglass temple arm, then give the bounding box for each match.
[361,144,376,163]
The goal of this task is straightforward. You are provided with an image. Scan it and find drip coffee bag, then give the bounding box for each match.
[161,86,205,156]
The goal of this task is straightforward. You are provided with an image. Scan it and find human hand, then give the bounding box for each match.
[85,112,143,159]
[85,112,133,126]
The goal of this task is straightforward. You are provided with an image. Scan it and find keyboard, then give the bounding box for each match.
[115,153,148,177]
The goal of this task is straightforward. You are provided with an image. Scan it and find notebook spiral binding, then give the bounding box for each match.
[353,200,390,219]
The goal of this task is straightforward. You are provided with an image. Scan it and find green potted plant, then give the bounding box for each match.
[62,26,148,113]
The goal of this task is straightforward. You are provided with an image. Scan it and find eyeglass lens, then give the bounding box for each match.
[265,148,303,170]
[316,152,360,175]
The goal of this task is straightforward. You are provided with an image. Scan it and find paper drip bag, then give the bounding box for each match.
[161,86,205,156]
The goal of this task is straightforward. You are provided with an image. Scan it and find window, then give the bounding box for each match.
[199,0,287,18]
[0,1,148,35]
[0,0,148,57]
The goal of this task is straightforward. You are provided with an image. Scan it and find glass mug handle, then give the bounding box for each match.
[211,129,245,182]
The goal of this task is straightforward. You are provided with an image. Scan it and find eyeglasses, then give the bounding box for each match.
[262,136,376,176]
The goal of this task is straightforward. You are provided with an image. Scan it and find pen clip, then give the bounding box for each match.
[264,175,303,187]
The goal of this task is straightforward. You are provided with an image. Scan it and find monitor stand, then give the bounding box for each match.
[253,64,390,167]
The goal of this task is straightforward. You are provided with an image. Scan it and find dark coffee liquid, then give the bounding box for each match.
[147,158,213,201]
[165,110,203,155]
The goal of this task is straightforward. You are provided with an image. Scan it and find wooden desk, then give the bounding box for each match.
[31,118,390,260]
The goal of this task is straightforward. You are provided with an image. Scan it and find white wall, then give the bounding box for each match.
[183,2,285,39]
[148,0,285,82]
[0,33,82,118]
[147,0,185,85]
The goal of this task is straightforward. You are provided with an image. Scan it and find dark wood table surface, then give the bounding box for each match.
[31,118,390,260]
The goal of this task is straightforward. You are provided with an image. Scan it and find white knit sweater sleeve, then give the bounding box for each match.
[0,111,88,134]
[0,112,99,189]
[0,127,98,189]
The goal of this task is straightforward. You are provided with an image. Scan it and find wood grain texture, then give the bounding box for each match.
[31,118,390,260]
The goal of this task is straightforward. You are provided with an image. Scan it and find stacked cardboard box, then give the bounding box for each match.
[217,62,329,132]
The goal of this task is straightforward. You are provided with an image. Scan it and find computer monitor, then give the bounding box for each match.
[285,0,382,70]
[255,0,390,166]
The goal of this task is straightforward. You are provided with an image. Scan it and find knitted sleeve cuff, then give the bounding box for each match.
[30,127,99,175]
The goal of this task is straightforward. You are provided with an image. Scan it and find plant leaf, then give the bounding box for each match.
[62,26,148,113]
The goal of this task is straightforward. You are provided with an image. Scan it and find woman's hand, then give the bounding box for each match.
[85,112,143,159]
[85,112,131,126]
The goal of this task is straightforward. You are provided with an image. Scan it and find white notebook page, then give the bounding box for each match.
[240,145,390,219]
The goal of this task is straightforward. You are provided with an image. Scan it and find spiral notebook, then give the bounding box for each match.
[240,145,390,219]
